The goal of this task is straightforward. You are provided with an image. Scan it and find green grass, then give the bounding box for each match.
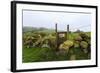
[23,32,91,63]
[23,47,90,63]
[23,47,47,62]
[68,33,79,40]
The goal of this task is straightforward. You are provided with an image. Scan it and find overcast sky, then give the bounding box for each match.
[23,10,91,32]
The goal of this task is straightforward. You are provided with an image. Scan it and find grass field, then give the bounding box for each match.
[22,32,91,63]
[23,47,90,63]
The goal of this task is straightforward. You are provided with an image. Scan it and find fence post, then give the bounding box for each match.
[67,25,69,40]
[55,23,59,51]
[55,23,57,34]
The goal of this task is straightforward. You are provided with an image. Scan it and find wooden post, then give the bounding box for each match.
[55,23,58,51]
[67,25,69,40]
[55,23,57,33]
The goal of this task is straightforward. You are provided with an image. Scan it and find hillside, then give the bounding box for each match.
[23,26,55,33]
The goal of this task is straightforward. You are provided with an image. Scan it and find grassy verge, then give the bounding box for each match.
[23,47,90,63]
